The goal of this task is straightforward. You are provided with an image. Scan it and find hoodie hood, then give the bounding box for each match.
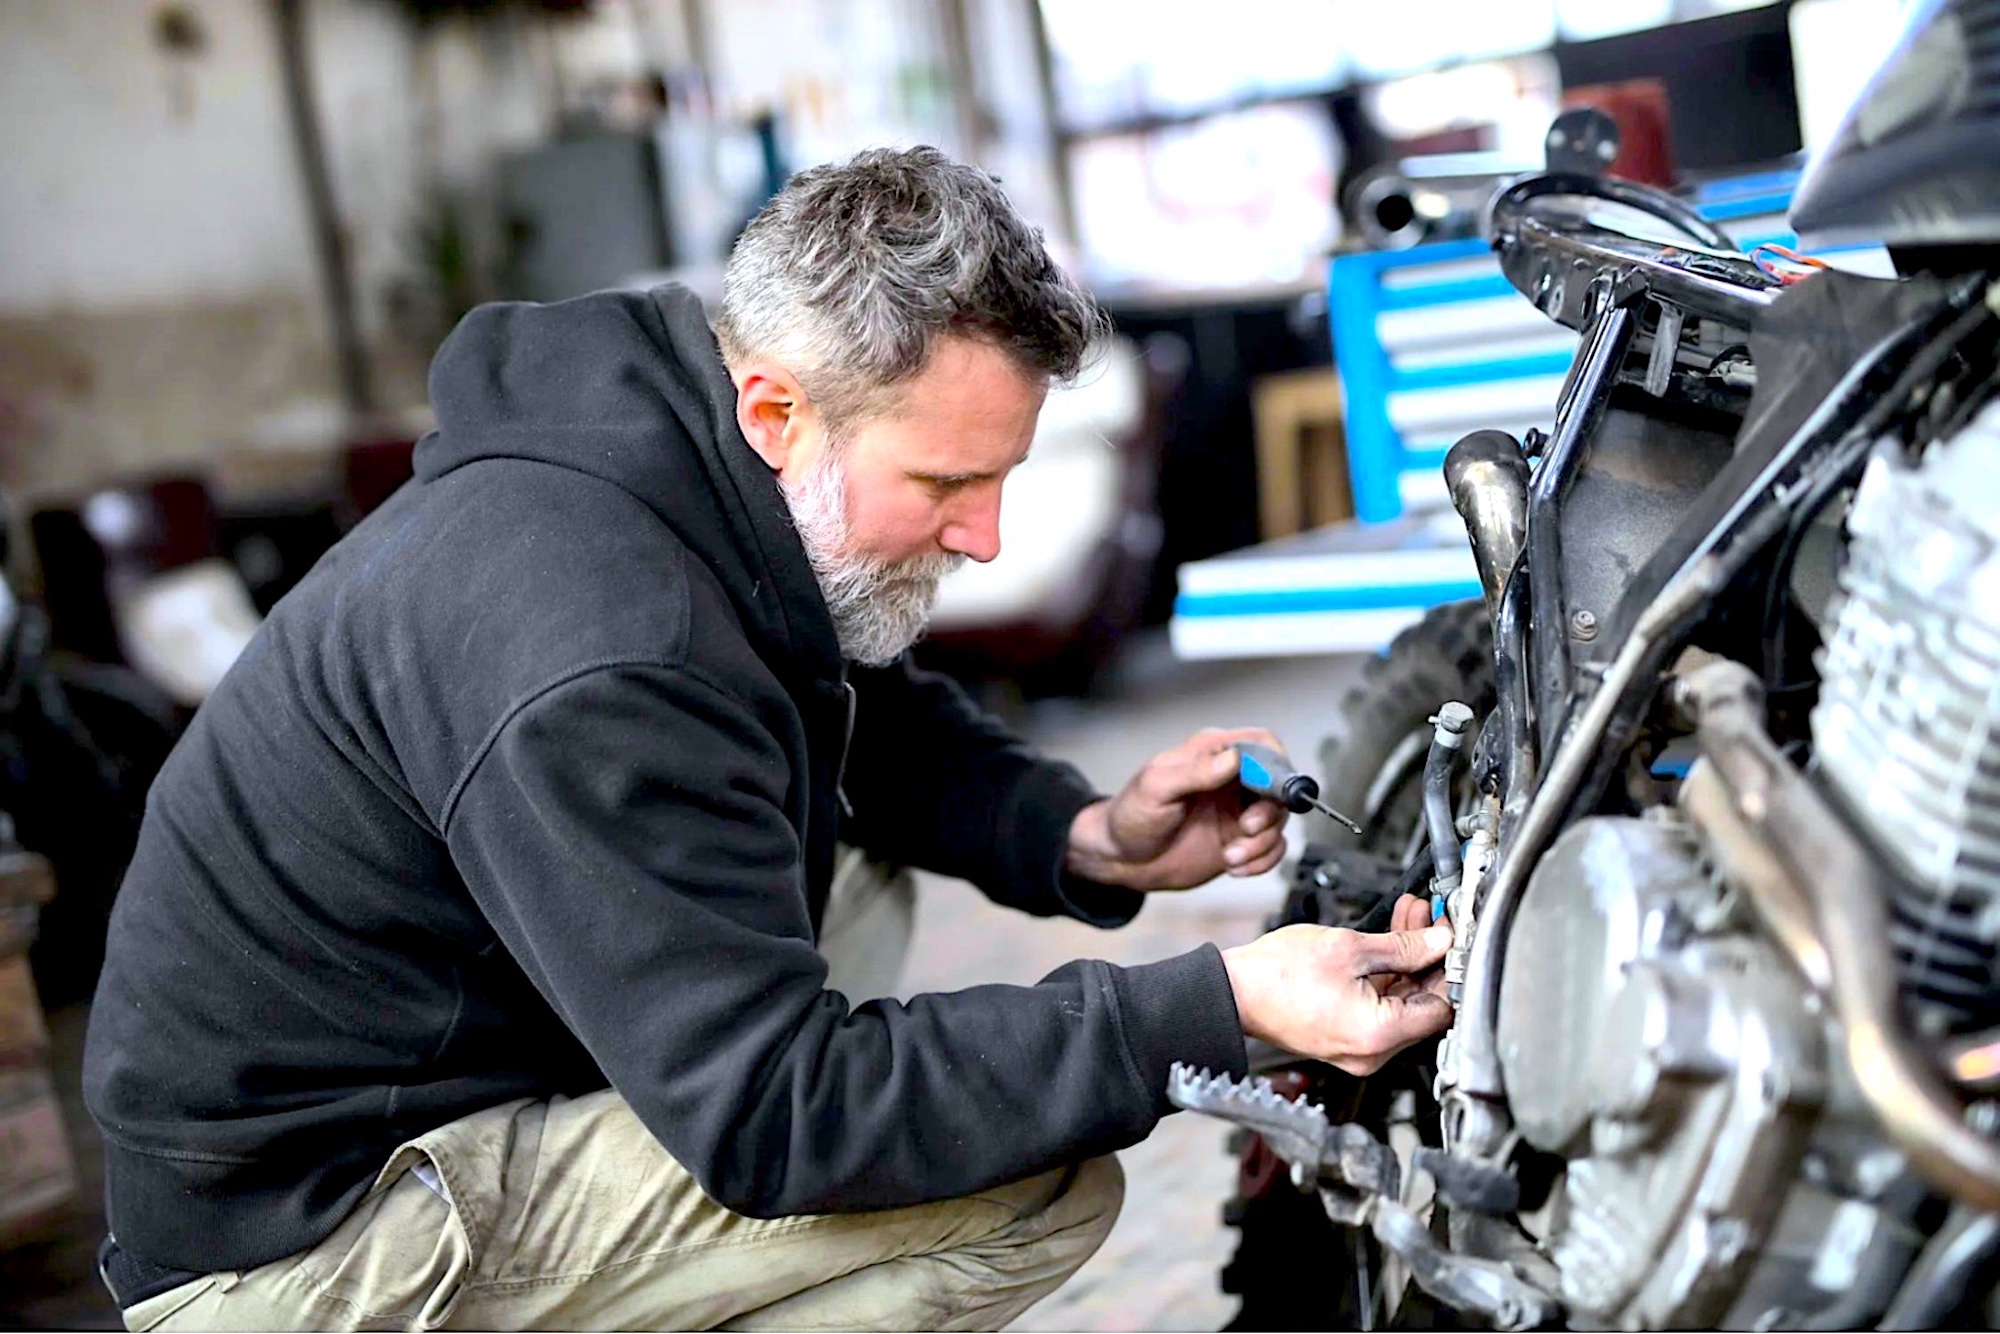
[415,283,840,685]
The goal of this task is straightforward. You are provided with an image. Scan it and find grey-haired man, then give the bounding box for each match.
[86,147,1451,1331]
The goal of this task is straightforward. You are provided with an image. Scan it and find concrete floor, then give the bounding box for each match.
[903,639,1368,1331]
[0,637,1368,1332]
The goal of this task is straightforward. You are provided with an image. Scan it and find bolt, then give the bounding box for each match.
[1854,1148,1905,1198]
[1597,138,1617,161]
[1569,609,1599,640]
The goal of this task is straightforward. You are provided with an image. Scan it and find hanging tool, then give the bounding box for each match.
[1235,743,1363,834]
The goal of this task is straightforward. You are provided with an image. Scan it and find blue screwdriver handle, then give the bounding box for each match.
[1234,743,1310,809]
[1233,743,1363,834]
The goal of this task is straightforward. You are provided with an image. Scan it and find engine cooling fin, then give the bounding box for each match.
[1814,400,2000,1032]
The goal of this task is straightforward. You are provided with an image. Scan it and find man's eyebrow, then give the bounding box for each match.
[911,444,1035,487]
[912,468,1000,485]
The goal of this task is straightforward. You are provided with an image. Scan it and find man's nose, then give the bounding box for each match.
[940,492,1003,563]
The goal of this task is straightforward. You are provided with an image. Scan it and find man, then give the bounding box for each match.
[85,147,1452,1331]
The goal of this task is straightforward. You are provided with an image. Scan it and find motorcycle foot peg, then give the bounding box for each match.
[1414,1146,1521,1215]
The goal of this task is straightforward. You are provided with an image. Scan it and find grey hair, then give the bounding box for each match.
[713,146,1110,431]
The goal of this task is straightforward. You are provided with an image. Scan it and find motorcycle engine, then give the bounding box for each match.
[1496,815,1831,1328]
[1492,400,2000,1327]
[1813,398,2000,1033]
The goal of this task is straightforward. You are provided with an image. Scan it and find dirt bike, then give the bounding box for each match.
[1177,2,2000,1327]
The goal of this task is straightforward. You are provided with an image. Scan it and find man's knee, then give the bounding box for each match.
[1006,1153,1123,1283]
[1066,1154,1125,1243]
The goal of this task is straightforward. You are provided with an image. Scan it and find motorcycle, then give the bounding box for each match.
[1177,1,2000,1327]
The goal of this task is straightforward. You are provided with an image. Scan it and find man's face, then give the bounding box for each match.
[772,336,1047,664]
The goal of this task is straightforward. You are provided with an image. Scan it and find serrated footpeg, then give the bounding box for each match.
[1170,1063,1560,1328]
[1168,1063,1399,1211]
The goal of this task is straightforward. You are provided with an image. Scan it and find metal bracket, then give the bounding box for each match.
[1373,1198,1560,1331]
[1414,1146,1522,1215]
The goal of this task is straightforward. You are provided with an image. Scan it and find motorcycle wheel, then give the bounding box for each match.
[1312,598,1496,859]
[1219,599,1495,1331]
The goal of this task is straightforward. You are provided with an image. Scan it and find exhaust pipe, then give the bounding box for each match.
[1676,658,2000,1215]
[1444,430,1531,620]
[1345,156,1535,251]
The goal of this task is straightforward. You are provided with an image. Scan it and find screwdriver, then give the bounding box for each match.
[1233,743,1363,835]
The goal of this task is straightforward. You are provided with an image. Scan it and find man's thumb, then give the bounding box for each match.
[1353,922,1452,976]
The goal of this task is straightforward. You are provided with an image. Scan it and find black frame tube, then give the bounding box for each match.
[1525,304,1636,757]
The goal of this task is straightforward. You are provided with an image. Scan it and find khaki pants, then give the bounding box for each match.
[125,852,1123,1332]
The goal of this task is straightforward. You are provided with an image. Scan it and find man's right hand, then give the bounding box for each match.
[1221,896,1454,1075]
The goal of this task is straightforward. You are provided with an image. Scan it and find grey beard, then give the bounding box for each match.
[780,451,964,667]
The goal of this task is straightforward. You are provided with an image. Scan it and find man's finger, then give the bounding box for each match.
[1238,799,1286,836]
[1370,990,1455,1049]
[1390,893,1428,934]
[1381,966,1446,1000]
[1143,728,1289,804]
[1228,838,1287,878]
[1347,923,1452,977]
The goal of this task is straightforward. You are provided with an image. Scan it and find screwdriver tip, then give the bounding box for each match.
[1308,797,1364,835]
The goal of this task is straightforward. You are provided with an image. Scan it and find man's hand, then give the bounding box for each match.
[1222,897,1454,1075]
[1065,727,1290,892]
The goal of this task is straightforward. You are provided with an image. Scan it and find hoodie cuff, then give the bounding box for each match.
[999,763,1144,928]
[1107,945,1248,1114]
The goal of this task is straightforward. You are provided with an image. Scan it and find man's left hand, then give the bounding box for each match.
[1064,727,1290,892]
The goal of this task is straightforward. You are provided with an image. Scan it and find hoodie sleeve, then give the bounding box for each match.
[839,657,1144,925]
[441,661,1247,1218]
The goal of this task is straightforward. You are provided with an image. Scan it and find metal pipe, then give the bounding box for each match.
[273,0,373,416]
[1799,1218,1925,1331]
[1880,1207,2000,1330]
[1444,431,1530,622]
[1350,159,1532,251]
[1677,658,2000,1215]
[1492,564,1538,855]
[1527,306,1635,758]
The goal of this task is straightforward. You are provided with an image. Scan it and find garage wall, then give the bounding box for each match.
[0,0,1056,501]
[0,0,560,498]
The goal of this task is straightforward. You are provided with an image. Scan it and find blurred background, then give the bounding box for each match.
[0,0,1911,1327]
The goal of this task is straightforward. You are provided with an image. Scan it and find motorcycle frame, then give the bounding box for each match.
[1441,172,1995,1161]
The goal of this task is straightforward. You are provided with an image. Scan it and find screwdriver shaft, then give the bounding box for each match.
[1306,795,1364,835]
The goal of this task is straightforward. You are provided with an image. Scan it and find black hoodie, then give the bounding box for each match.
[82,285,1247,1275]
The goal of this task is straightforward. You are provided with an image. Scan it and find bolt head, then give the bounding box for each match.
[1569,609,1599,640]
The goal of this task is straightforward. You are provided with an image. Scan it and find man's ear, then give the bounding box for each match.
[732,362,807,472]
